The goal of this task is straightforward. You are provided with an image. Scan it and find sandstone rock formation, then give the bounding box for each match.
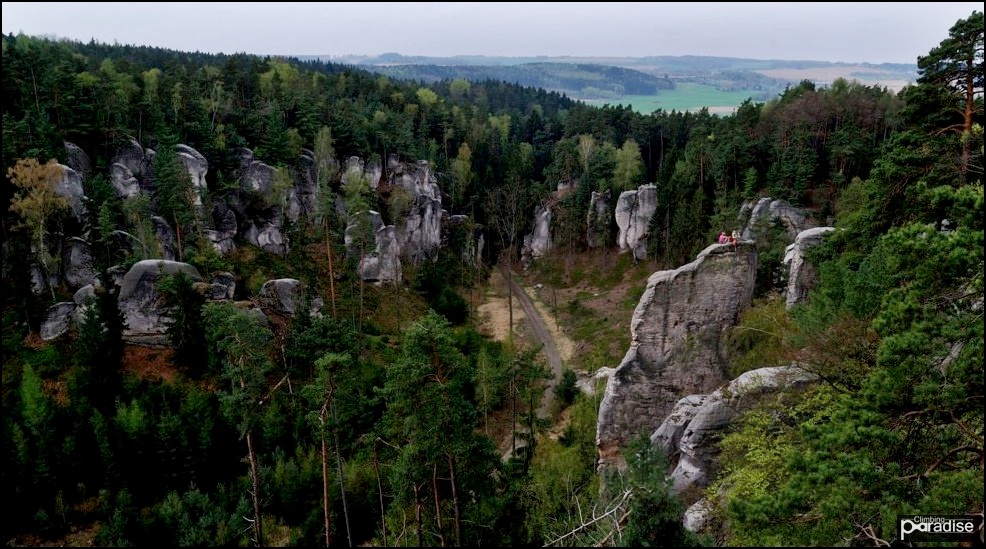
[783,226,836,309]
[259,278,304,315]
[55,164,87,221]
[596,241,757,468]
[651,365,816,495]
[521,203,553,266]
[118,260,203,345]
[587,190,611,249]
[175,144,208,208]
[615,184,657,261]
[41,302,78,341]
[738,197,818,242]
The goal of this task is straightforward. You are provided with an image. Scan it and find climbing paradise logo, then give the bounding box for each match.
[897,514,982,543]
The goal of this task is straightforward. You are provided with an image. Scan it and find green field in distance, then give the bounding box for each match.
[581,82,770,114]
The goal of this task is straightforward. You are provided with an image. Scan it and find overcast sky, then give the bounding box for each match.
[2,2,981,64]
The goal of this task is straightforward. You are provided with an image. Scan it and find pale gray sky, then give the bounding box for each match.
[2,2,981,64]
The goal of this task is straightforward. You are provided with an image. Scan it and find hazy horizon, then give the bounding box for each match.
[3,2,982,65]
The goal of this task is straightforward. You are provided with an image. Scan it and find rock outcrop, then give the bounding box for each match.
[259,278,304,315]
[41,302,78,341]
[175,144,208,208]
[62,238,97,290]
[651,365,815,495]
[596,241,758,468]
[106,137,152,198]
[206,200,238,255]
[64,141,91,179]
[118,260,203,345]
[345,210,403,283]
[521,204,553,266]
[55,164,87,221]
[615,184,657,261]
[587,190,611,249]
[392,160,443,263]
[360,226,402,283]
[783,227,836,310]
[402,192,443,264]
[738,197,817,242]
[244,220,288,256]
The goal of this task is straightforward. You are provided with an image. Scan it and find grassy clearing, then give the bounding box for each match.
[582,82,767,114]
[525,249,652,375]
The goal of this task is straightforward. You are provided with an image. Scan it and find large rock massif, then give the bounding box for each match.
[596,241,758,468]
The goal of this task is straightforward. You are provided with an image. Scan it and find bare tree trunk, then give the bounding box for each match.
[320,412,332,547]
[432,463,445,547]
[413,483,423,547]
[448,454,461,546]
[506,252,513,343]
[331,399,352,547]
[246,430,264,547]
[373,439,388,546]
[510,378,517,457]
[326,219,337,318]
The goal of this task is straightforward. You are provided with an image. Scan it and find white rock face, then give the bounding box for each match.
[64,141,91,177]
[244,221,288,256]
[176,144,208,208]
[394,160,444,263]
[521,204,553,266]
[596,242,757,468]
[615,184,657,260]
[783,226,836,309]
[739,197,817,242]
[55,164,87,221]
[360,226,402,284]
[118,260,203,343]
[63,238,97,290]
[402,194,443,264]
[241,160,277,194]
[259,278,304,315]
[110,163,141,198]
[41,302,77,341]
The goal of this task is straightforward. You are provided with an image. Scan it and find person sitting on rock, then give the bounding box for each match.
[718,231,728,244]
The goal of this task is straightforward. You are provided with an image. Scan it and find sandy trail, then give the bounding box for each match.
[477,267,578,420]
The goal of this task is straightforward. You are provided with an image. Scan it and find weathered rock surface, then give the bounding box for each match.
[738,197,818,242]
[110,162,141,198]
[63,238,97,290]
[587,190,611,248]
[615,184,657,261]
[783,227,836,309]
[55,164,87,221]
[41,302,78,341]
[244,220,288,256]
[176,144,208,208]
[402,193,444,264]
[206,200,238,255]
[596,241,757,469]
[64,141,91,178]
[651,366,816,495]
[118,260,203,344]
[522,203,553,266]
[259,278,304,315]
[360,226,402,283]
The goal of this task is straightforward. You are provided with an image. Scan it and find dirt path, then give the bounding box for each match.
[499,265,566,419]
